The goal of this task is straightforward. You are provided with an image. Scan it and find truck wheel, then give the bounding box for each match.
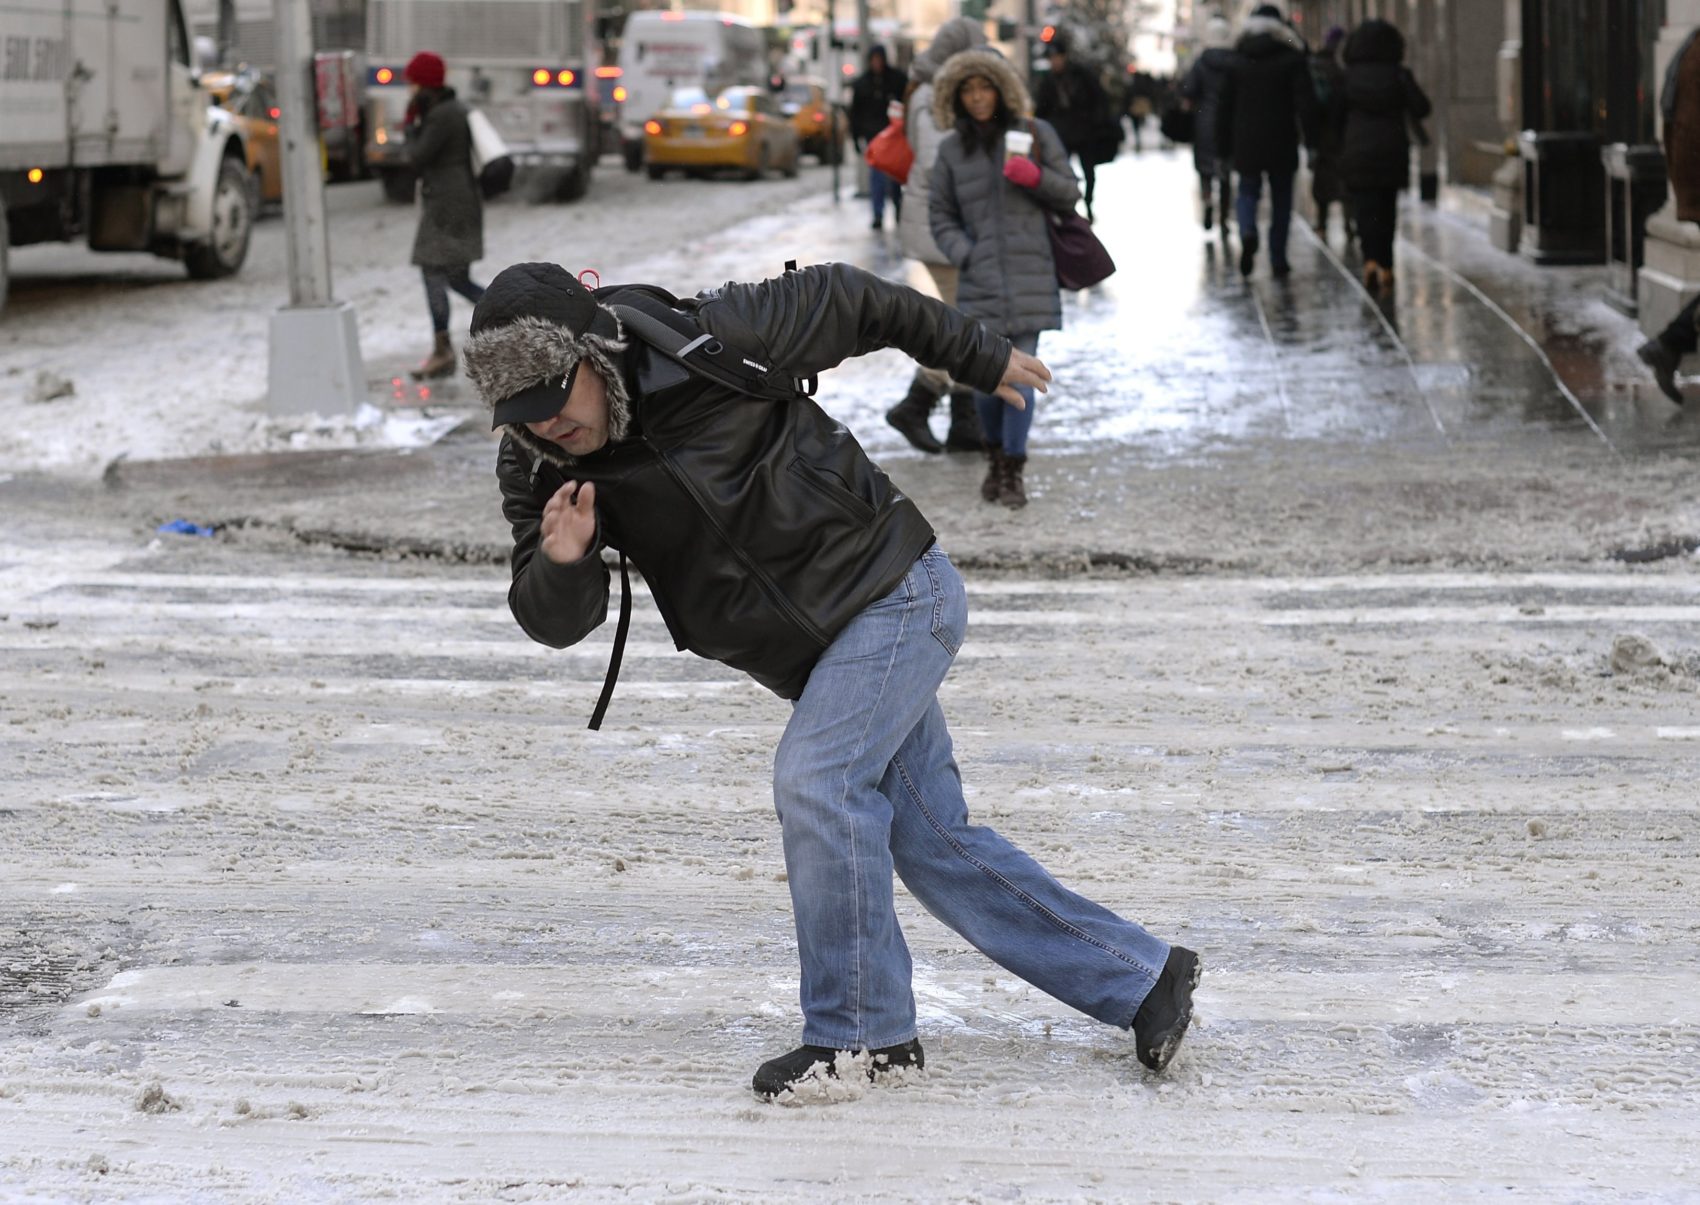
[380,169,417,204]
[185,157,254,280]
[555,163,589,202]
[624,142,644,173]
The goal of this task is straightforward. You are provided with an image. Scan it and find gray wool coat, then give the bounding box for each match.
[926,47,1079,336]
[928,117,1078,336]
[407,89,484,268]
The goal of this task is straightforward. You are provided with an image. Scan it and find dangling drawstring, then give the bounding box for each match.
[587,552,631,730]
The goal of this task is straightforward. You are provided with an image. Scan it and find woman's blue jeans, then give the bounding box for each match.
[974,331,1041,457]
[773,546,1171,1050]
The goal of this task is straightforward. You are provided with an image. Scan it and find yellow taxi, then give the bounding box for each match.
[643,86,801,180]
[201,69,282,203]
[202,68,330,204]
[776,78,846,164]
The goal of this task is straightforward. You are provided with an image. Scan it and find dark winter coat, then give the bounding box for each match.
[1662,28,1700,221]
[1335,21,1431,192]
[1035,59,1112,157]
[1214,15,1320,176]
[406,87,483,268]
[929,48,1080,336]
[480,263,1010,702]
[1180,47,1236,178]
[850,50,907,147]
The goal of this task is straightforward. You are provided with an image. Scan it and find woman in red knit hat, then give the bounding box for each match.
[403,50,486,379]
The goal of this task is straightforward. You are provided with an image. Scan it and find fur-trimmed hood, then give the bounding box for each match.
[1239,13,1306,55]
[462,312,633,470]
[931,47,1032,131]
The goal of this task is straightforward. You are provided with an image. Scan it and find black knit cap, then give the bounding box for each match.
[469,262,621,427]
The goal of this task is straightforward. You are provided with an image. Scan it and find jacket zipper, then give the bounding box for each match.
[646,438,833,648]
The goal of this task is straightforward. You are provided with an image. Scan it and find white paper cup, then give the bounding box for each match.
[1003,129,1034,157]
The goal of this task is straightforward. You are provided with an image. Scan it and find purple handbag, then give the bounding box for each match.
[1025,122,1115,290]
[1047,210,1116,290]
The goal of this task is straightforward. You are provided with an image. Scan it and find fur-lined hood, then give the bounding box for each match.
[462,313,633,470]
[1239,13,1306,55]
[931,47,1032,131]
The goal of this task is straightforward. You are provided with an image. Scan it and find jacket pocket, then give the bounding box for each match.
[787,457,876,526]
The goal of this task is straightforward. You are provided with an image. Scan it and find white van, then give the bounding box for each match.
[617,10,766,172]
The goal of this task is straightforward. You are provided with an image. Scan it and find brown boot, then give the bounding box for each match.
[999,454,1028,509]
[411,332,456,380]
[980,448,1005,503]
[1361,261,1382,290]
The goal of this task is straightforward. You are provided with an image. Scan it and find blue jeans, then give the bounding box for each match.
[1236,169,1295,268]
[869,167,900,223]
[773,546,1171,1049]
[974,331,1041,457]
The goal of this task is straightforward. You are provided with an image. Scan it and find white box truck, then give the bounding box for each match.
[616,10,767,173]
[363,0,598,203]
[0,0,256,313]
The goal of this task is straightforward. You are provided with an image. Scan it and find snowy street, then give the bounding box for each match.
[2,150,1699,1199]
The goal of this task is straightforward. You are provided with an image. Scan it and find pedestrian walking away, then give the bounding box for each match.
[1215,4,1320,278]
[851,45,909,230]
[1179,15,1237,241]
[1307,26,1351,241]
[1637,23,1700,405]
[1335,19,1430,296]
[929,47,1081,509]
[402,51,488,380]
[461,260,1200,1100]
[1126,66,1159,153]
[1034,34,1118,225]
[889,16,992,455]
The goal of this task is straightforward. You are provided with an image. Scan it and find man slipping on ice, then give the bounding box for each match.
[463,260,1201,1099]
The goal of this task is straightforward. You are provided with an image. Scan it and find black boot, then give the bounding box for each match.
[752,1038,924,1099]
[885,381,944,453]
[980,448,1005,503]
[1132,945,1201,1073]
[1638,337,1686,405]
[998,453,1028,509]
[944,387,985,453]
[1238,231,1259,278]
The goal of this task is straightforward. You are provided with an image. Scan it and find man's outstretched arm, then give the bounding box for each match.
[696,262,1048,407]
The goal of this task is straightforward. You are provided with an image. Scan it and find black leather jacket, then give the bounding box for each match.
[497,263,1011,702]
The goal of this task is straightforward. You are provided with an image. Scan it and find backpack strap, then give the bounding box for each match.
[604,288,812,403]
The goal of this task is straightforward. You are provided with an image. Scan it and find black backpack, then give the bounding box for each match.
[592,279,818,402]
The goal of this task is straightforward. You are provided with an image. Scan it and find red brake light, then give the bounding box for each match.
[1041,25,1056,42]
[644,119,662,136]
[268,106,280,119]
[729,120,748,136]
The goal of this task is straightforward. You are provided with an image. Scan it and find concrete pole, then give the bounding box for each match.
[275,0,332,307]
[266,0,363,414]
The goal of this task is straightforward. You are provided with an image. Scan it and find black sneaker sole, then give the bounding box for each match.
[1136,949,1202,1073]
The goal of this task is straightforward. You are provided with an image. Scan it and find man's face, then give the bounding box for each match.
[524,363,610,455]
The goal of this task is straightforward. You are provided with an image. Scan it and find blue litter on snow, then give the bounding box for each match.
[156,520,215,537]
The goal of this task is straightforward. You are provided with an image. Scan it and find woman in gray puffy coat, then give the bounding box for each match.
[929,47,1080,509]
[886,16,990,456]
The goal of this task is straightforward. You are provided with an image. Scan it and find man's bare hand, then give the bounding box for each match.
[540,480,596,565]
[995,347,1052,409]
